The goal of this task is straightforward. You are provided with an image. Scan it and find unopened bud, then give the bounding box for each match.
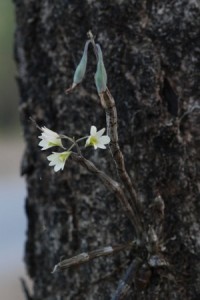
[72,40,91,88]
[94,44,107,93]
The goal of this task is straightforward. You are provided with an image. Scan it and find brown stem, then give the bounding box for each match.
[70,152,143,237]
[99,89,142,222]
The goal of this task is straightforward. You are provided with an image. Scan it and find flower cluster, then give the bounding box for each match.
[38,126,110,172]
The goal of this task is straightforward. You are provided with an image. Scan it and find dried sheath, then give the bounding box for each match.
[52,240,137,272]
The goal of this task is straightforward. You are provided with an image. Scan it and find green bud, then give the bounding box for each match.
[95,44,107,93]
[72,40,91,87]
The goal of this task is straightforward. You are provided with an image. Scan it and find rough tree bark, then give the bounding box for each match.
[14,1,199,299]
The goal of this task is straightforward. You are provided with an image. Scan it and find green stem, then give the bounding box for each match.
[67,143,76,151]
[76,136,88,143]
[59,134,74,144]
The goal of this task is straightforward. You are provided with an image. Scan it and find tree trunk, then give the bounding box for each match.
[14,1,200,299]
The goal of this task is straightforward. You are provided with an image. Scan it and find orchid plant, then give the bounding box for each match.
[35,31,167,300]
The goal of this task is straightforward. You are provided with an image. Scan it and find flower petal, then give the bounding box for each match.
[85,137,91,147]
[96,143,106,149]
[42,127,56,136]
[99,135,110,145]
[54,163,63,172]
[47,153,56,161]
[96,128,105,138]
[38,126,63,150]
[47,151,71,172]
[90,126,97,136]
[39,140,50,150]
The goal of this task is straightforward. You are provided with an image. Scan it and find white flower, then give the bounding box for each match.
[85,126,110,149]
[38,127,63,150]
[47,151,71,172]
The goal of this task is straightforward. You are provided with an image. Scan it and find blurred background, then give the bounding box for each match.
[0,1,30,299]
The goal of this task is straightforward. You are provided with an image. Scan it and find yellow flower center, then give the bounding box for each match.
[89,136,98,146]
[59,154,66,162]
[59,152,71,162]
[48,141,58,147]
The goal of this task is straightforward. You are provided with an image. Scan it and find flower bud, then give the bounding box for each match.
[72,40,91,88]
[94,44,107,93]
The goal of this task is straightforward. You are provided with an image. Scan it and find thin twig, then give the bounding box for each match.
[29,116,42,130]
[70,152,143,236]
[111,258,142,300]
[20,278,33,300]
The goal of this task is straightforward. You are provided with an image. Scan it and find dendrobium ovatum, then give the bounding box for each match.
[36,32,159,300]
[38,127,63,150]
[47,151,71,172]
[85,126,110,149]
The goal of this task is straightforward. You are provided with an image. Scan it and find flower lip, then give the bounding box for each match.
[86,126,110,150]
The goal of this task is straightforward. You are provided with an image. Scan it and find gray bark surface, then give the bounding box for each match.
[14,1,200,299]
